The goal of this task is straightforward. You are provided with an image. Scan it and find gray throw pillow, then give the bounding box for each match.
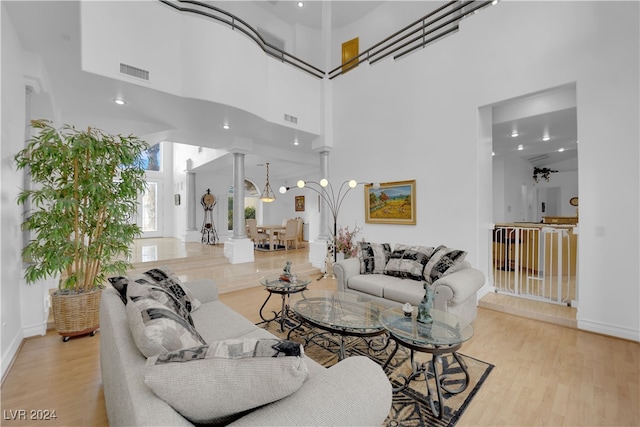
[423,245,468,284]
[144,338,308,424]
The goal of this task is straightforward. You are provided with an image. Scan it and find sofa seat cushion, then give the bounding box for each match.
[382,278,427,305]
[192,300,264,343]
[348,274,400,297]
[144,339,309,424]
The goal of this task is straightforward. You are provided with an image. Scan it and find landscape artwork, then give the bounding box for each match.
[365,180,416,225]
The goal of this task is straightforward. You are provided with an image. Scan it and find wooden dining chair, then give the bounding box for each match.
[247,218,268,248]
[279,219,299,250]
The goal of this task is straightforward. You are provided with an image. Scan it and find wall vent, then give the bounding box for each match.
[284,114,298,124]
[119,63,150,81]
[528,154,550,163]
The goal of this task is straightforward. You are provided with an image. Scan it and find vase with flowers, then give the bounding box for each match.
[334,224,361,259]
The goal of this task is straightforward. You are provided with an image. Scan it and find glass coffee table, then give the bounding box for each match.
[289,290,390,360]
[259,275,311,332]
[379,307,474,419]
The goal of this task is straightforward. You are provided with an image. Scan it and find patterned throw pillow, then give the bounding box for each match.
[423,245,468,284]
[357,242,392,274]
[126,284,207,358]
[108,268,201,313]
[144,339,308,424]
[384,245,436,281]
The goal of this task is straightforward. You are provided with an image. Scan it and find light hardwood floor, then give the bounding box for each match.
[2,238,638,426]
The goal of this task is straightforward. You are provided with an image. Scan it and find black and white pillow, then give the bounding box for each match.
[423,245,467,284]
[357,242,391,274]
[126,283,207,358]
[384,245,436,281]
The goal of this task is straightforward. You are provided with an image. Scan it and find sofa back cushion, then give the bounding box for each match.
[357,242,392,274]
[144,338,308,424]
[423,245,468,284]
[384,245,436,281]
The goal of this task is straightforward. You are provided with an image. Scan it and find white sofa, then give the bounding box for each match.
[100,278,392,426]
[334,244,485,323]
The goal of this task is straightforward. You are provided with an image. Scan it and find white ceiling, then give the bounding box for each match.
[5,0,577,187]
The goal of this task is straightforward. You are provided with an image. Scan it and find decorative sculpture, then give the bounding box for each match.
[417,283,434,324]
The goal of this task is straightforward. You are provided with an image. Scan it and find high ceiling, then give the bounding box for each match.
[5,0,577,187]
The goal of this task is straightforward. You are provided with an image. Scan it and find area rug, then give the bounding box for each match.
[262,321,494,427]
[254,243,286,252]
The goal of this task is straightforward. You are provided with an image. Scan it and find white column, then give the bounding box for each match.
[318,150,331,239]
[224,151,254,264]
[232,152,247,239]
[186,171,197,230]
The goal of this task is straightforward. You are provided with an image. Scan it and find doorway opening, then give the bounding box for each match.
[488,83,579,311]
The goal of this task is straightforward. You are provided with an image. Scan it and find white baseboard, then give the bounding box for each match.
[1,331,24,384]
[578,319,640,342]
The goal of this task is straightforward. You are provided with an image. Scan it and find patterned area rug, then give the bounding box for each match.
[262,321,494,427]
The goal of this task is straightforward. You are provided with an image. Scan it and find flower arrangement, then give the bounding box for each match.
[334,224,361,258]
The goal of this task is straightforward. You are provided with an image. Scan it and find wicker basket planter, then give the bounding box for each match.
[51,288,103,342]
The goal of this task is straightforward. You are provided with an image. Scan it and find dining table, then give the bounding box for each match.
[255,224,286,250]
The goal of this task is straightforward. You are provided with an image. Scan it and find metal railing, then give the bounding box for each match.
[491,225,578,306]
[159,0,325,79]
[328,0,493,79]
[160,0,495,80]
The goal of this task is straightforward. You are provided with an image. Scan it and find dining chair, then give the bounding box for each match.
[247,218,268,248]
[279,219,299,250]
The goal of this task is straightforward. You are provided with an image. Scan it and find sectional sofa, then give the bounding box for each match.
[100,270,392,426]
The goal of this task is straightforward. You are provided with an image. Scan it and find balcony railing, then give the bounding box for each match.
[160,0,494,80]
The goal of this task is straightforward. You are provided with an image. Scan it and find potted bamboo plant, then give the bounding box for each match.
[15,119,148,341]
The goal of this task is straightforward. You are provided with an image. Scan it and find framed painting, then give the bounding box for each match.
[364,180,416,225]
[295,195,305,212]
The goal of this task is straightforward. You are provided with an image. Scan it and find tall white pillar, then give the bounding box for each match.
[186,171,197,231]
[318,150,331,240]
[224,151,253,264]
[232,152,247,239]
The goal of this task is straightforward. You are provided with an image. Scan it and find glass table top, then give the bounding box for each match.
[259,275,311,292]
[290,290,391,332]
[379,307,474,347]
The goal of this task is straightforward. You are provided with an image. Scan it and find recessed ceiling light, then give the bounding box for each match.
[558,147,565,152]
[542,135,550,141]
[293,138,299,146]
[222,124,230,130]
[517,144,524,150]
[297,1,304,7]
[492,151,495,156]
[511,131,519,138]
[113,98,126,105]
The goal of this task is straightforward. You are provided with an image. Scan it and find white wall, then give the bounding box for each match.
[80,1,323,136]
[330,1,639,341]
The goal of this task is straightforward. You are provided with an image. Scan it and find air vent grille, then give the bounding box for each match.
[284,114,298,124]
[528,154,550,162]
[120,63,150,81]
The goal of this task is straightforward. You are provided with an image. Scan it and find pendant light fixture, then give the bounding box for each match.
[260,162,276,202]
